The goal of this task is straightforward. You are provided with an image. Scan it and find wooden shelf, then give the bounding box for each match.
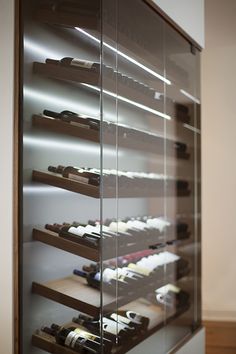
[35,6,188,93]
[33,228,190,262]
[32,265,189,317]
[32,303,189,354]
[32,170,100,198]
[32,275,119,318]
[33,228,100,262]
[33,62,99,86]
[32,170,191,198]
[32,115,99,142]
[32,115,190,160]
[33,62,163,113]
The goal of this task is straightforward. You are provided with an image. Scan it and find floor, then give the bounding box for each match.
[204,321,236,354]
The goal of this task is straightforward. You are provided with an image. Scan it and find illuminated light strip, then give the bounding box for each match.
[75,27,171,85]
[183,124,201,134]
[82,84,171,120]
[180,89,201,104]
[24,87,99,117]
[23,185,68,194]
[24,38,63,59]
[23,135,118,156]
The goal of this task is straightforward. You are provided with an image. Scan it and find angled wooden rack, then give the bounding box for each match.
[32,170,191,198]
[32,275,121,318]
[33,62,99,86]
[33,228,100,262]
[32,170,100,198]
[32,264,189,318]
[33,62,163,113]
[32,303,190,354]
[33,228,190,262]
[32,115,190,160]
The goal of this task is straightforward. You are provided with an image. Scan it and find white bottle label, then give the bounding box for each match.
[74,328,97,340]
[110,313,131,325]
[65,331,80,348]
[68,226,82,237]
[126,311,142,324]
[65,328,97,348]
[68,173,89,184]
[71,58,94,69]
[103,317,128,335]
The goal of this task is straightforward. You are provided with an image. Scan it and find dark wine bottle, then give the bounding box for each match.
[43,109,99,130]
[45,56,100,71]
[50,324,108,353]
[109,310,149,332]
[73,268,129,292]
[72,314,135,345]
[48,165,100,186]
[45,223,100,247]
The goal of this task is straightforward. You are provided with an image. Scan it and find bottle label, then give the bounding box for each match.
[128,263,150,276]
[126,311,142,324]
[65,328,97,348]
[74,328,97,341]
[69,226,85,237]
[110,313,132,325]
[68,173,89,184]
[71,59,94,69]
[70,121,90,129]
[65,331,82,348]
[103,317,128,335]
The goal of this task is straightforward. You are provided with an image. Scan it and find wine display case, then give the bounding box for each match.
[18,0,201,353]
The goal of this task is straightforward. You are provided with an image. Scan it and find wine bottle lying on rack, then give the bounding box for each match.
[41,109,189,157]
[43,109,99,130]
[45,223,101,248]
[72,314,137,345]
[175,103,191,124]
[73,251,184,294]
[47,165,190,192]
[154,284,190,310]
[41,323,112,353]
[46,56,100,72]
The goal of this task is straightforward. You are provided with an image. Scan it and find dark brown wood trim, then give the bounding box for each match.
[144,0,202,51]
[13,0,21,353]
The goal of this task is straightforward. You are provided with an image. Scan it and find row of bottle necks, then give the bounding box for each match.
[43,57,193,120]
[46,165,190,192]
[66,249,189,297]
[41,109,190,150]
[45,214,190,249]
[39,284,189,354]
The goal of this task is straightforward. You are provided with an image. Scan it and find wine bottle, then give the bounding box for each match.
[48,165,100,186]
[73,268,131,292]
[45,223,100,247]
[109,310,149,332]
[174,141,187,153]
[46,57,100,71]
[155,284,190,310]
[72,314,135,345]
[43,109,99,130]
[50,323,108,353]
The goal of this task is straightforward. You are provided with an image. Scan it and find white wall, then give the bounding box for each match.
[0,0,14,353]
[202,0,236,321]
[152,0,205,48]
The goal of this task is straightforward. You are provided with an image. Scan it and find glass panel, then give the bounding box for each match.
[163,22,201,352]
[19,0,201,353]
[21,0,103,353]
